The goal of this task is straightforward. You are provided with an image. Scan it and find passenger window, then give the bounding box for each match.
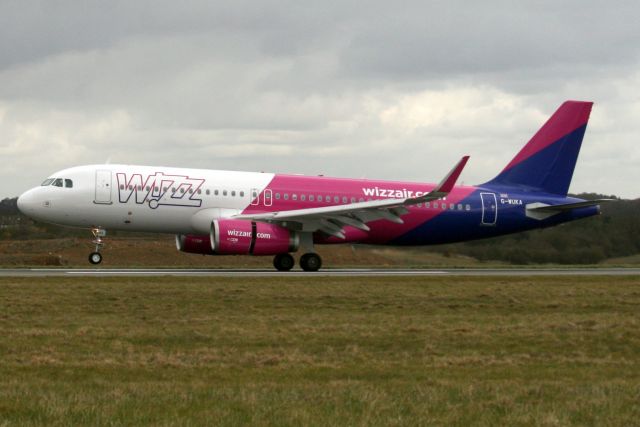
[434,203,438,208]
[65,179,73,188]
[465,204,471,211]
[275,193,281,200]
[231,191,236,197]
[214,190,219,196]
[240,191,244,197]
[301,194,306,201]
[325,195,331,202]
[351,197,356,203]
[334,196,339,203]
[342,196,347,203]
[284,193,289,200]
[53,179,63,187]
[206,189,210,195]
[309,195,314,202]
[426,202,430,208]
[292,194,298,201]
[223,190,227,196]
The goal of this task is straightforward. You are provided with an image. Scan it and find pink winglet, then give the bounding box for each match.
[435,155,470,193]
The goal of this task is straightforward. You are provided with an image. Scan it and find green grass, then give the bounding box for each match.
[1,276,640,426]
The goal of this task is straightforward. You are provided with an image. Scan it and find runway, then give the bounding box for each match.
[0,268,639,277]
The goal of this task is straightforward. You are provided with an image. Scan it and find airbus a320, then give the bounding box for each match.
[17,101,609,271]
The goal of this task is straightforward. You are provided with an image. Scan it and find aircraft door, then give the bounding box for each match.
[95,170,112,204]
[480,192,497,225]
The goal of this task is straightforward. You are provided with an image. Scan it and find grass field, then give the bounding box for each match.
[0,237,491,268]
[1,276,639,426]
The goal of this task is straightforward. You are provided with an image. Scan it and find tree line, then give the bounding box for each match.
[1,194,638,264]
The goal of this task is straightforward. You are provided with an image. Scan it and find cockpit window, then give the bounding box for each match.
[65,179,73,188]
[41,178,54,186]
[52,178,63,187]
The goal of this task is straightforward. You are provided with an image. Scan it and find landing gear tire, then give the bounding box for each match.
[88,227,106,266]
[273,253,295,271]
[89,252,103,265]
[300,253,322,272]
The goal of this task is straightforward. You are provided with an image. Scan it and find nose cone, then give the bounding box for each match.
[16,188,39,217]
[17,192,26,214]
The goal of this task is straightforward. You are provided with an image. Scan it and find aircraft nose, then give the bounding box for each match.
[17,189,38,216]
[17,192,27,214]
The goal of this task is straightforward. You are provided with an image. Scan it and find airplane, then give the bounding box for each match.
[16,100,610,271]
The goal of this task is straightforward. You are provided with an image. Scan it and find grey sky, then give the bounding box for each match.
[1,0,638,198]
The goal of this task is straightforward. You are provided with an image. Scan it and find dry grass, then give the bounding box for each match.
[0,237,492,268]
[1,275,639,425]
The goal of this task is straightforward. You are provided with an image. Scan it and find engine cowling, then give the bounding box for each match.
[175,234,214,255]
[176,219,299,256]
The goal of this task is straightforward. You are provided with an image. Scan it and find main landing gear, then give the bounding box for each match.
[88,227,106,265]
[300,253,322,272]
[272,252,322,272]
[273,253,294,271]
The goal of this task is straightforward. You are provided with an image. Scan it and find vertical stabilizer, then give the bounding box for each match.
[484,101,593,195]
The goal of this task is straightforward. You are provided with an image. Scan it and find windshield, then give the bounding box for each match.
[41,178,54,186]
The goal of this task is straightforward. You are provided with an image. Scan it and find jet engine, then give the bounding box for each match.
[176,219,299,256]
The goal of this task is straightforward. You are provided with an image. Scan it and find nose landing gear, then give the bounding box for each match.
[89,227,106,265]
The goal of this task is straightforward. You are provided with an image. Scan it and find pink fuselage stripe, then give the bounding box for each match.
[502,102,592,172]
[241,174,478,244]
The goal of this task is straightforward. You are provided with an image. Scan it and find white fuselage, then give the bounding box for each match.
[17,164,275,234]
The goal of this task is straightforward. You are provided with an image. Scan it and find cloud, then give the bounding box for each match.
[0,1,638,198]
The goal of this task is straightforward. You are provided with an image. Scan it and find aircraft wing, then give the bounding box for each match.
[233,156,469,238]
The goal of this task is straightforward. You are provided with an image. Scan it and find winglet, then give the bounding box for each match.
[433,156,469,194]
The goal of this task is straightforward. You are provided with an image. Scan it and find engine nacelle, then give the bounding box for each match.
[176,219,299,256]
[175,234,214,255]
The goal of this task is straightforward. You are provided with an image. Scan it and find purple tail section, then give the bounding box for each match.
[485,101,593,195]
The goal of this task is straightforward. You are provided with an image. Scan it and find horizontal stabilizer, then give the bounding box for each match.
[526,199,613,220]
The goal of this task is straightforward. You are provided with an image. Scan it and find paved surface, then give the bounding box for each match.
[0,268,639,277]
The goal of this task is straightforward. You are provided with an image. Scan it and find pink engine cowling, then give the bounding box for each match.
[176,219,298,256]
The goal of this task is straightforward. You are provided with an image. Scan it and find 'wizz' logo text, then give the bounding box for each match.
[116,172,205,209]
